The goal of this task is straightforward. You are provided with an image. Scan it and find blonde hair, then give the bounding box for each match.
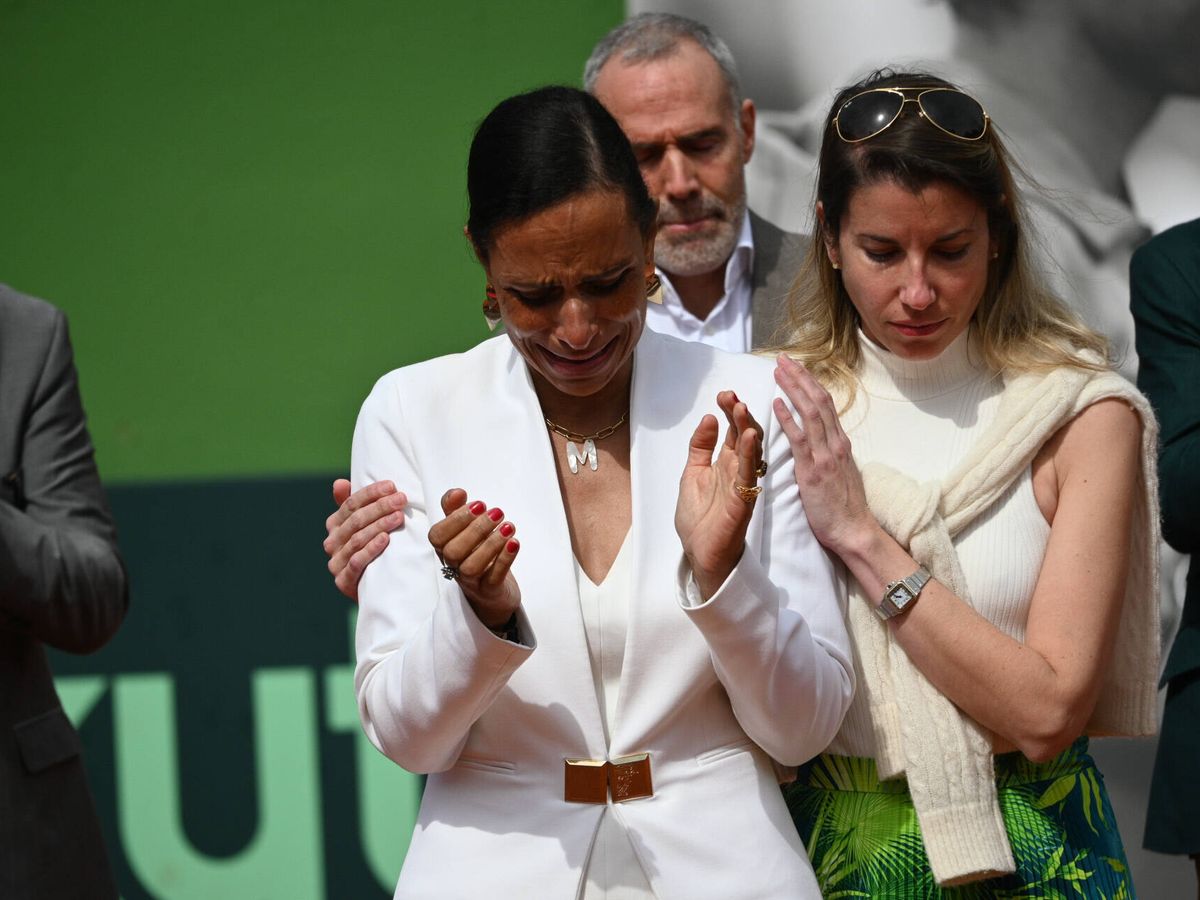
[767,70,1109,403]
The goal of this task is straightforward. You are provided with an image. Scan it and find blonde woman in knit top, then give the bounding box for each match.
[769,68,1160,897]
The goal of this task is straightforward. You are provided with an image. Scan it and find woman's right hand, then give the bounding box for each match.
[772,354,881,558]
[675,391,765,600]
[427,488,522,629]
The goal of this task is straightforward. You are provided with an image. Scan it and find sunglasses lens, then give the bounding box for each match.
[837,91,904,141]
[918,89,987,139]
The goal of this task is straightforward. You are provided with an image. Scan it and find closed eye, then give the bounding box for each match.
[865,248,898,263]
[584,270,632,296]
[633,146,664,167]
[507,287,558,307]
[680,137,721,156]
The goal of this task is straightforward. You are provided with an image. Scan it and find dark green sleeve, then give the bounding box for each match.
[1132,221,1200,554]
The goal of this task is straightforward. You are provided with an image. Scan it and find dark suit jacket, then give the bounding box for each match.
[0,285,124,898]
[1131,220,1200,685]
[749,211,808,348]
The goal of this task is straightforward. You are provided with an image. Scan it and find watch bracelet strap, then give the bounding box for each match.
[875,566,931,620]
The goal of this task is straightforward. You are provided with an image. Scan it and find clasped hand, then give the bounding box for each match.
[427,488,521,630]
[675,390,766,600]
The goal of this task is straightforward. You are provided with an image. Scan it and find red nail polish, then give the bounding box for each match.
[487,507,504,522]
[506,540,519,553]
[468,501,486,515]
[499,522,515,538]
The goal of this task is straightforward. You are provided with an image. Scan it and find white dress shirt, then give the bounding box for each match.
[645,211,755,352]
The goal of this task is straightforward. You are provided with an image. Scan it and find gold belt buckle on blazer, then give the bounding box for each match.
[564,753,653,803]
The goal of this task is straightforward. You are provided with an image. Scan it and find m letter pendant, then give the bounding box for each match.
[565,439,599,475]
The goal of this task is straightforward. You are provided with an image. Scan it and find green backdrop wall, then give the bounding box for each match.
[1,0,621,481]
[0,1,622,896]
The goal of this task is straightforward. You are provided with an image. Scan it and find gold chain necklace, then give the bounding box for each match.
[544,411,628,474]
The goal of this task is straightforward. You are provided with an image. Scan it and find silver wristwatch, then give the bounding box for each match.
[875,566,931,620]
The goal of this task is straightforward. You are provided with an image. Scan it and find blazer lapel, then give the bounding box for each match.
[484,344,609,757]
[610,332,697,750]
[749,211,807,348]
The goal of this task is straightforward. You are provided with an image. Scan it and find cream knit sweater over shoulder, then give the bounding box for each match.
[826,329,1160,886]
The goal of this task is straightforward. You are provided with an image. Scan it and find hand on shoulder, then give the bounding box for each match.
[324,478,407,601]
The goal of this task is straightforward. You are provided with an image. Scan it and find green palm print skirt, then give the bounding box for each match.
[784,738,1135,898]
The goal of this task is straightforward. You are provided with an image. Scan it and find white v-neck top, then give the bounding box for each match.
[575,534,656,899]
[577,534,631,742]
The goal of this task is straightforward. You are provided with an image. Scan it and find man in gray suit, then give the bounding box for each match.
[323,14,806,597]
[0,284,126,898]
[585,13,805,352]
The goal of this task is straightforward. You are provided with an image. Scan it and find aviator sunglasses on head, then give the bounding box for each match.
[833,86,990,143]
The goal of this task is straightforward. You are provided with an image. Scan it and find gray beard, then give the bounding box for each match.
[654,194,746,278]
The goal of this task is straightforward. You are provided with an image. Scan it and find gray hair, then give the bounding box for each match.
[582,13,743,115]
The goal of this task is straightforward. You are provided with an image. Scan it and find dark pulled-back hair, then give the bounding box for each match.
[467,86,656,261]
[777,68,1108,398]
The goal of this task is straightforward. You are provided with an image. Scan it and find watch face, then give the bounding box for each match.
[889,585,914,609]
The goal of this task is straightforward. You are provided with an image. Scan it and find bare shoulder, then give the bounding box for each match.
[1052,397,1142,480]
[1058,397,1141,448]
[1032,397,1142,522]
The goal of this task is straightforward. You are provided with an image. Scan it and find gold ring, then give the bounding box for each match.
[734,483,763,504]
[754,461,767,479]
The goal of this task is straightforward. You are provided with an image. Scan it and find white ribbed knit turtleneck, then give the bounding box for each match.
[829,329,1051,757]
[815,327,1159,886]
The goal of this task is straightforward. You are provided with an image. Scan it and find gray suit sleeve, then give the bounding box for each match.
[0,309,128,652]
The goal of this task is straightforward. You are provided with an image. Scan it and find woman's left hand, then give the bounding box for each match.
[675,390,765,600]
[772,354,878,557]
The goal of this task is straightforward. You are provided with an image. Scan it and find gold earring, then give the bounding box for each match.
[483,285,502,332]
[831,261,841,270]
[645,273,662,297]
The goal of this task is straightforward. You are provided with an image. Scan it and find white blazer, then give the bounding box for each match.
[352,329,853,899]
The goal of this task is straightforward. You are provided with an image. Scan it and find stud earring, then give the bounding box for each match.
[483,284,502,332]
[831,261,841,270]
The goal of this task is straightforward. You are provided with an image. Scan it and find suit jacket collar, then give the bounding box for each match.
[749,210,807,347]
